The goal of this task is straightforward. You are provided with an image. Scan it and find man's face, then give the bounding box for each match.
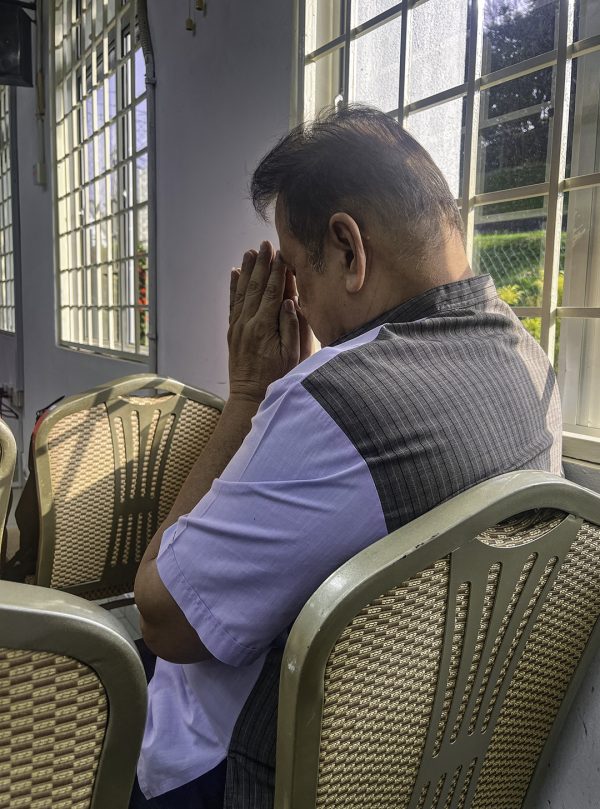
[275,196,341,346]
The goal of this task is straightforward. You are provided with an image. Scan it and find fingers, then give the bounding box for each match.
[279,298,300,367]
[283,267,298,305]
[297,304,314,362]
[229,268,241,321]
[230,249,258,322]
[240,241,275,319]
[256,252,287,319]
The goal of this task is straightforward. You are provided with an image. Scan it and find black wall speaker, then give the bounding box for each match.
[0,3,33,87]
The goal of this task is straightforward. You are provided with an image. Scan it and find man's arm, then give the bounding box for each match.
[134,242,310,664]
[133,394,261,663]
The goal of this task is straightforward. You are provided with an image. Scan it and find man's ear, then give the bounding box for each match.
[327,212,367,294]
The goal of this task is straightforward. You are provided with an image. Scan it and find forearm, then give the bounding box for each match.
[134,242,304,661]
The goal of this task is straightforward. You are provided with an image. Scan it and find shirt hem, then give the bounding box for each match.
[156,543,262,667]
[137,750,228,799]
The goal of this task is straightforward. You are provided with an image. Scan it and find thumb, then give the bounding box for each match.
[279,299,300,368]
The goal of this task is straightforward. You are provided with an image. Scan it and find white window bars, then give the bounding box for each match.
[297,0,600,460]
[52,0,150,358]
[0,86,15,335]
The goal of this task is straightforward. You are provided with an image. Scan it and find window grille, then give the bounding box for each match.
[298,0,600,458]
[0,86,15,334]
[52,0,150,357]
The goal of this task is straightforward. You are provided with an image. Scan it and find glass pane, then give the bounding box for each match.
[305,0,343,53]
[136,154,148,203]
[561,189,600,308]
[406,98,465,198]
[473,199,547,307]
[477,68,553,193]
[348,18,402,111]
[135,100,147,151]
[134,47,145,98]
[519,316,541,343]
[108,74,117,118]
[483,0,558,74]
[566,52,600,178]
[408,0,468,103]
[575,0,600,41]
[137,204,148,254]
[351,0,399,28]
[304,48,344,120]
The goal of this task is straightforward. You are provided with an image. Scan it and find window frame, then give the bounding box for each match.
[295,0,600,463]
[0,85,16,335]
[49,0,154,361]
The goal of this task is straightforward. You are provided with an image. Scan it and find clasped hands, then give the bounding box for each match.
[228,241,313,405]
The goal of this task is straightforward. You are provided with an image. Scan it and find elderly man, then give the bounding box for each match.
[133,106,562,808]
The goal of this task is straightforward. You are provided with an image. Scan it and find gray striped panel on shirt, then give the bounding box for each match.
[302,300,562,533]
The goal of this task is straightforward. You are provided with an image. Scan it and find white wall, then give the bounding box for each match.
[150,0,294,397]
[3,0,295,453]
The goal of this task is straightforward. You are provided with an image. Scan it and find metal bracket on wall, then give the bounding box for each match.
[185,0,207,32]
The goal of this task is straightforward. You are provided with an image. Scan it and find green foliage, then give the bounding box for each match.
[497,284,521,305]
[475,228,564,347]
[521,317,541,342]
[475,229,565,308]
[476,229,545,306]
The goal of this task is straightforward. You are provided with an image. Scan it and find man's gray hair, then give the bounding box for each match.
[251,105,465,269]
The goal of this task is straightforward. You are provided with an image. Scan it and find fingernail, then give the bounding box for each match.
[284,299,295,313]
[260,240,270,253]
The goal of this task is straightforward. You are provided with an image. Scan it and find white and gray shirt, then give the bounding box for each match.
[138,274,562,801]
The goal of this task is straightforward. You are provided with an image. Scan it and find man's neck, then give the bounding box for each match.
[331,236,472,344]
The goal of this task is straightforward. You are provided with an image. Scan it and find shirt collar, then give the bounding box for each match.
[332,275,498,346]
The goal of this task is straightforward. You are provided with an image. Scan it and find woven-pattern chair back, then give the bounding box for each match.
[276,474,600,809]
[0,647,107,809]
[34,375,223,599]
[0,580,147,809]
[0,419,16,542]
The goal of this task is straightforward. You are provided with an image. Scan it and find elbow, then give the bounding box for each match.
[138,613,214,665]
[134,560,213,664]
[139,615,176,662]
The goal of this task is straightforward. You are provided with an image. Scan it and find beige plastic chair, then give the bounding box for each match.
[0,419,17,565]
[0,580,147,809]
[275,471,600,809]
[33,374,224,600]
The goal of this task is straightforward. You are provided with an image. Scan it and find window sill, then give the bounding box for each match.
[563,430,600,465]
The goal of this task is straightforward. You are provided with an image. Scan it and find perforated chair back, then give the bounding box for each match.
[0,419,17,555]
[0,580,147,808]
[275,472,600,809]
[33,374,224,599]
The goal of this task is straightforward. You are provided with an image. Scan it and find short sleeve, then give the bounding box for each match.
[156,374,387,666]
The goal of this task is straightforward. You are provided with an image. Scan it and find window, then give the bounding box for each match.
[0,85,15,334]
[52,0,150,357]
[299,0,600,460]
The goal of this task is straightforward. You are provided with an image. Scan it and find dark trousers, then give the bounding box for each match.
[129,759,227,809]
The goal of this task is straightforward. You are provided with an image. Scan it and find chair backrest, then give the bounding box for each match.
[275,471,600,809]
[0,418,16,545]
[0,580,147,808]
[33,373,224,599]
